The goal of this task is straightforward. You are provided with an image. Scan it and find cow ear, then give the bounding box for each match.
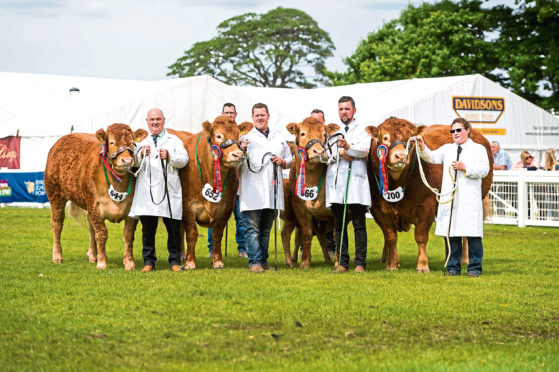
[96,129,107,143]
[325,123,339,137]
[365,125,378,139]
[238,121,253,135]
[415,125,427,136]
[134,129,148,142]
[286,122,298,136]
[202,120,213,134]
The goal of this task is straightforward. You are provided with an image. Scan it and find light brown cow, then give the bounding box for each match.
[45,123,147,270]
[365,118,492,272]
[282,117,339,268]
[173,116,253,269]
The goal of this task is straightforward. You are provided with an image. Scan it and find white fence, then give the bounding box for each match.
[487,170,559,228]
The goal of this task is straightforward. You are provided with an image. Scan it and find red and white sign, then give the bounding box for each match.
[0,136,21,169]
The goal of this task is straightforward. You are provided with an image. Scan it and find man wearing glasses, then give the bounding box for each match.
[412,118,489,277]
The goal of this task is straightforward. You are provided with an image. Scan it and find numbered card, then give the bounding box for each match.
[202,183,222,203]
[297,186,318,201]
[108,185,128,202]
[382,186,404,203]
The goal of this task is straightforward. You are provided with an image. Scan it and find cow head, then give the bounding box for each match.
[202,115,253,168]
[96,123,148,175]
[366,117,416,181]
[286,117,339,164]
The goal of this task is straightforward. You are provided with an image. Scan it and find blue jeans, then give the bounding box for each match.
[242,209,274,268]
[446,236,483,275]
[208,196,246,254]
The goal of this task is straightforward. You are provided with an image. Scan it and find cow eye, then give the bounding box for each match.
[109,140,115,146]
[301,131,306,137]
[383,135,389,142]
[216,133,224,141]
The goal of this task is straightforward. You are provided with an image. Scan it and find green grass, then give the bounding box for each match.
[1,207,558,371]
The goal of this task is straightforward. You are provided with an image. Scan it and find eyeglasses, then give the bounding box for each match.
[450,128,464,134]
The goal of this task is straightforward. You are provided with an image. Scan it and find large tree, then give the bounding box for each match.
[327,0,499,86]
[168,7,334,88]
[494,0,559,111]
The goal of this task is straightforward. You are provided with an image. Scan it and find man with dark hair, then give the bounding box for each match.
[239,103,292,272]
[207,103,248,259]
[310,109,325,123]
[326,96,371,272]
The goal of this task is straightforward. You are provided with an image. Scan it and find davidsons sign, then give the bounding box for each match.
[452,96,505,124]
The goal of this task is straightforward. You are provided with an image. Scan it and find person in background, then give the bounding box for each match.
[239,103,292,273]
[490,141,512,170]
[326,96,371,273]
[207,103,248,258]
[511,150,542,170]
[544,148,559,171]
[413,118,489,277]
[129,108,189,273]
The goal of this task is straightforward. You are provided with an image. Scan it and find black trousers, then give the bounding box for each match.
[140,215,181,267]
[331,203,368,269]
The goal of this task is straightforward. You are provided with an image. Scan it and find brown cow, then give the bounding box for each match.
[173,116,253,269]
[365,118,492,272]
[45,123,147,270]
[282,117,339,268]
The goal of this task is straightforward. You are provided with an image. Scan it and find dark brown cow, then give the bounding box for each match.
[282,117,339,268]
[45,123,147,270]
[172,116,253,269]
[365,118,493,272]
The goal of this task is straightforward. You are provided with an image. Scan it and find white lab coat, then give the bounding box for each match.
[129,130,188,220]
[419,139,489,237]
[325,119,372,208]
[239,128,292,212]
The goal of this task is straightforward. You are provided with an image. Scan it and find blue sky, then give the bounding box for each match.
[0,0,513,81]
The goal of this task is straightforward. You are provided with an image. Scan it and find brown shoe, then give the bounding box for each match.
[171,265,182,272]
[333,266,348,273]
[141,265,154,273]
[355,265,366,273]
[250,265,264,273]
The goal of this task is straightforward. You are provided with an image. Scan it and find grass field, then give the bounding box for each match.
[1,207,558,371]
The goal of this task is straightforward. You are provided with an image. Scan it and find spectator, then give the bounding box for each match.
[490,141,512,170]
[207,103,248,259]
[544,148,559,171]
[512,151,542,170]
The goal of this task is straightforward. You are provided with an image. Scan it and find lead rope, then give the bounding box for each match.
[295,147,308,197]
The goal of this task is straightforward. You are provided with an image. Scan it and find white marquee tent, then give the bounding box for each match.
[1,72,558,170]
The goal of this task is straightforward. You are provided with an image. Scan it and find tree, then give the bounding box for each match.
[327,0,500,86]
[494,0,559,111]
[167,7,334,88]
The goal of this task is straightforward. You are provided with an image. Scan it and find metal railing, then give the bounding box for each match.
[487,170,559,227]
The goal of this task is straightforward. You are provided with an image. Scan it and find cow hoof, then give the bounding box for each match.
[124,261,136,271]
[299,263,311,269]
[184,262,196,270]
[96,262,107,270]
[416,267,430,273]
[52,257,63,264]
[385,266,399,271]
[213,261,224,269]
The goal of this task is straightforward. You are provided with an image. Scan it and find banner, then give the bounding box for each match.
[0,136,21,169]
[0,171,49,203]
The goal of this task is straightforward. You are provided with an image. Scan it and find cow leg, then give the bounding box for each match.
[211,222,226,269]
[183,215,198,270]
[122,217,137,271]
[291,226,302,263]
[381,244,389,263]
[315,227,332,264]
[461,237,469,265]
[382,227,400,270]
[299,224,313,269]
[87,208,109,269]
[179,224,186,263]
[87,216,97,263]
[414,225,430,273]
[281,219,296,268]
[50,197,67,263]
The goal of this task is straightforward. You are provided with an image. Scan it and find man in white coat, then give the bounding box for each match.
[239,103,292,273]
[414,118,489,277]
[326,96,371,273]
[129,108,189,273]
